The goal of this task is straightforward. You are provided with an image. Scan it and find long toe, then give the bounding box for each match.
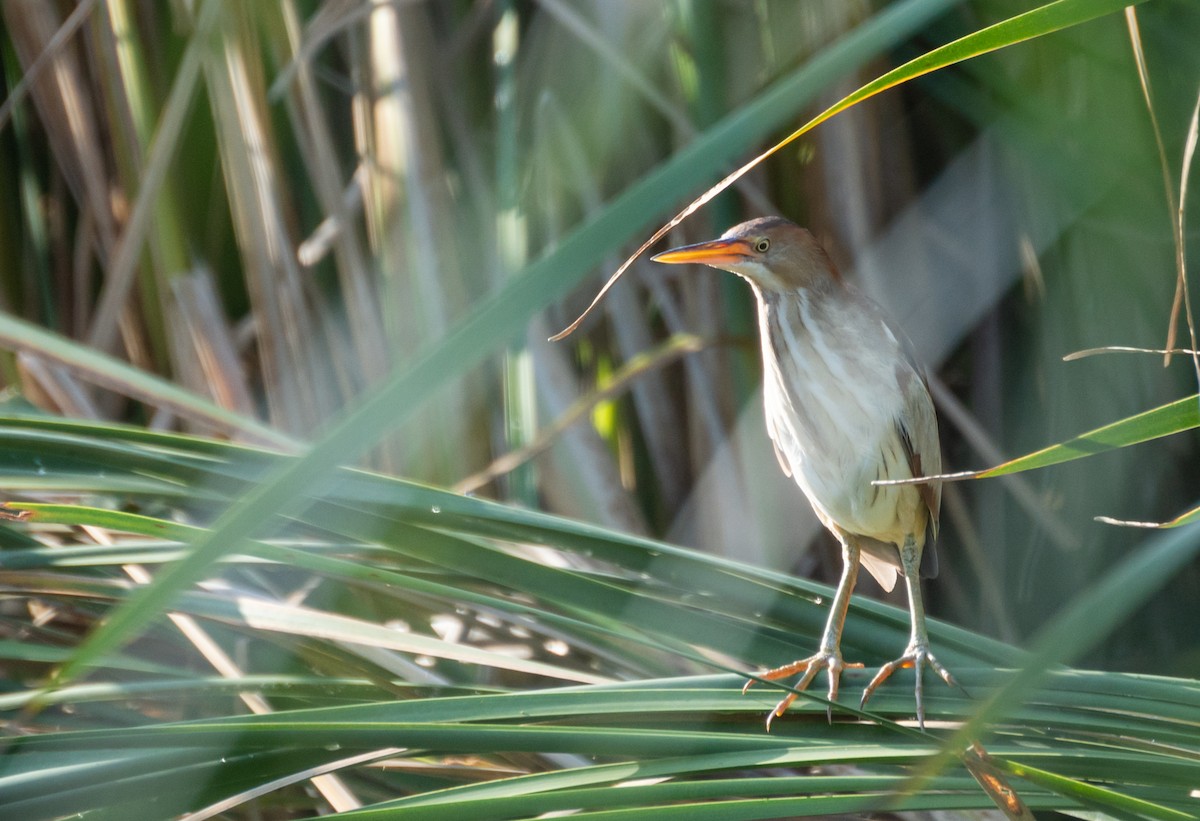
[927,652,965,694]
[747,651,863,729]
[861,644,957,730]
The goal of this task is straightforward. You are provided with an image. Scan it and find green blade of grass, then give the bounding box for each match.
[0,312,296,449]
[978,393,1199,478]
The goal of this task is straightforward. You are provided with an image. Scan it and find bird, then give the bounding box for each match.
[652,216,956,729]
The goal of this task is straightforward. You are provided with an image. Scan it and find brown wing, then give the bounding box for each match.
[896,363,942,578]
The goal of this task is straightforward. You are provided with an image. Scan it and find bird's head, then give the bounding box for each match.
[651,217,839,293]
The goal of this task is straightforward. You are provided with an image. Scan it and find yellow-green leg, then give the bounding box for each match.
[860,535,957,729]
[745,536,864,729]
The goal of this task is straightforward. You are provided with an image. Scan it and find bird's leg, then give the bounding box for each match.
[745,536,864,729]
[860,535,958,729]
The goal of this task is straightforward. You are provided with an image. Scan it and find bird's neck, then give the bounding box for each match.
[751,280,845,324]
[751,281,870,373]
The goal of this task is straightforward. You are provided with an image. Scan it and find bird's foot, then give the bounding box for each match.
[860,641,958,730]
[744,651,864,730]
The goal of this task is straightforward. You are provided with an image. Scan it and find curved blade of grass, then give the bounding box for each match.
[976,393,1198,478]
[7,568,608,686]
[0,639,179,676]
[0,729,1071,821]
[0,312,296,449]
[0,748,346,821]
[997,757,1195,821]
[0,675,406,712]
[316,777,1044,821]
[5,668,1197,817]
[5,709,1190,818]
[121,674,1200,749]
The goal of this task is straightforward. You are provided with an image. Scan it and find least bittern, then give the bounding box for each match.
[654,217,956,729]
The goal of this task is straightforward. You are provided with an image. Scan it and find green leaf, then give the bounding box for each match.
[979,393,1198,477]
[0,313,294,450]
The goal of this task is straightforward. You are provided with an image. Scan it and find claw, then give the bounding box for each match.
[745,652,864,729]
[860,642,957,729]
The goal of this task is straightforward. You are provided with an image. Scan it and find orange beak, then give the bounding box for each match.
[651,237,753,266]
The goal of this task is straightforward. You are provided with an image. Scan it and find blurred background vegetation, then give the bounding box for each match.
[0,0,1198,818]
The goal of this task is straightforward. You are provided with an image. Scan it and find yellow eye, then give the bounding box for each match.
[755,238,770,253]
